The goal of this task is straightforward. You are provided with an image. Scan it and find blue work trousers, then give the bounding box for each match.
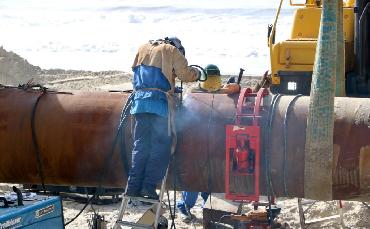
[127,113,171,193]
[177,192,209,214]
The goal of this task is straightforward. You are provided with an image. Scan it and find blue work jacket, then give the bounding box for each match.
[130,64,171,117]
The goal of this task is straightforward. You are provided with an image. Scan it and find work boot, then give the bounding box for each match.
[180,213,191,223]
[140,187,159,200]
[124,188,140,198]
[178,209,195,223]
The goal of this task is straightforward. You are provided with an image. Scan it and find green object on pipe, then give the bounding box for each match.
[304,0,338,200]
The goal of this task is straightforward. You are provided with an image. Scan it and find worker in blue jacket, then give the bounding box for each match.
[125,37,200,200]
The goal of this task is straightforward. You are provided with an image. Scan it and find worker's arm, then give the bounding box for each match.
[172,49,200,82]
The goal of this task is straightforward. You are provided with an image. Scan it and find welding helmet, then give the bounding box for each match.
[200,64,222,92]
[166,37,186,56]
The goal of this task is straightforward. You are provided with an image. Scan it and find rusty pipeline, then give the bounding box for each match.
[0,87,369,201]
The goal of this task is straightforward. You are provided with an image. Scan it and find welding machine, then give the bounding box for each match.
[0,190,64,229]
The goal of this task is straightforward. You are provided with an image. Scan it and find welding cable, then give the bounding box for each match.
[263,94,277,225]
[29,86,48,193]
[119,121,130,175]
[166,152,178,229]
[215,215,231,229]
[283,94,302,197]
[179,80,183,104]
[84,187,98,216]
[99,93,134,186]
[166,190,176,229]
[189,64,208,82]
[263,93,282,225]
[172,106,187,189]
[263,94,281,196]
[206,94,215,209]
[64,194,96,226]
[267,94,282,224]
[172,153,177,229]
[64,94,133,226]
[117,93,135,175]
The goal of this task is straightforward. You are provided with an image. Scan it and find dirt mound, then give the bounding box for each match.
[0,47,41,86]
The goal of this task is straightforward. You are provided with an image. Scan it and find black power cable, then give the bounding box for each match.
[166,190,176,229]
[166,151,178,229]
[189,65,208,82]
[64,195,96,226]
[172,153,177,229]
[204,94,215,210]
[263,93,282,225]
[65,93,134,227]
[283,95,302,196]
[30,91,47,193]
[99,93,134,187]
[28,85,48,193]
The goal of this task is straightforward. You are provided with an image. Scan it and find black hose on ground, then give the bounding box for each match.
[64,195,96,227]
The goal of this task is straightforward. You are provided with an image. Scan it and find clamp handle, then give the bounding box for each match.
[236,87,269,125]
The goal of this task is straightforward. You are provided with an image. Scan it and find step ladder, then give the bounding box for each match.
[114,169,168,229]
[297,198,345,228]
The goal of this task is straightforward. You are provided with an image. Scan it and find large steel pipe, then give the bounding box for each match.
[0,88,369,201]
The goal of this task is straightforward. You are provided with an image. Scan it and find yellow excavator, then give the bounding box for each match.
[268,0,370,96]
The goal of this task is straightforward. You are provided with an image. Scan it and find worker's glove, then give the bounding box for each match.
[220,83,241,95]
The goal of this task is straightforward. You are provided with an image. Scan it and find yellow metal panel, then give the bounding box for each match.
[343,8,354,41]
[290,8,321,39]
[271,40,353,81]
[278,40,317,65]
[290,8,354,41]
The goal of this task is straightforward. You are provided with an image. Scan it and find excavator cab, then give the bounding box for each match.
[268,0,370,96]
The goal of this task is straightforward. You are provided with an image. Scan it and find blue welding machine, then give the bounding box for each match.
[0,195,64,229]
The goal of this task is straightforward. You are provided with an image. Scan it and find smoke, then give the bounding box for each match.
[174,93,207,133]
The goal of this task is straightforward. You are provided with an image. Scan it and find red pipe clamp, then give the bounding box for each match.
[225,87,269,201]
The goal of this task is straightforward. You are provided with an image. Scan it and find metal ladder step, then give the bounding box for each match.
[116,220,153,229]
[125,196,160,204]
[114,168,169,229]
[305,215,340,225]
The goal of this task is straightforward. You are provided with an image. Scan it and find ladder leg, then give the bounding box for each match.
[154,169,169,229]
[338,200,345,228]
[114,183,130,229]
[297,198,306,229]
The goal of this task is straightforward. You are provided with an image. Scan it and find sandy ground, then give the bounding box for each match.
[0,48,369,228]
[60,193,370,229]
[1,182,369,228]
